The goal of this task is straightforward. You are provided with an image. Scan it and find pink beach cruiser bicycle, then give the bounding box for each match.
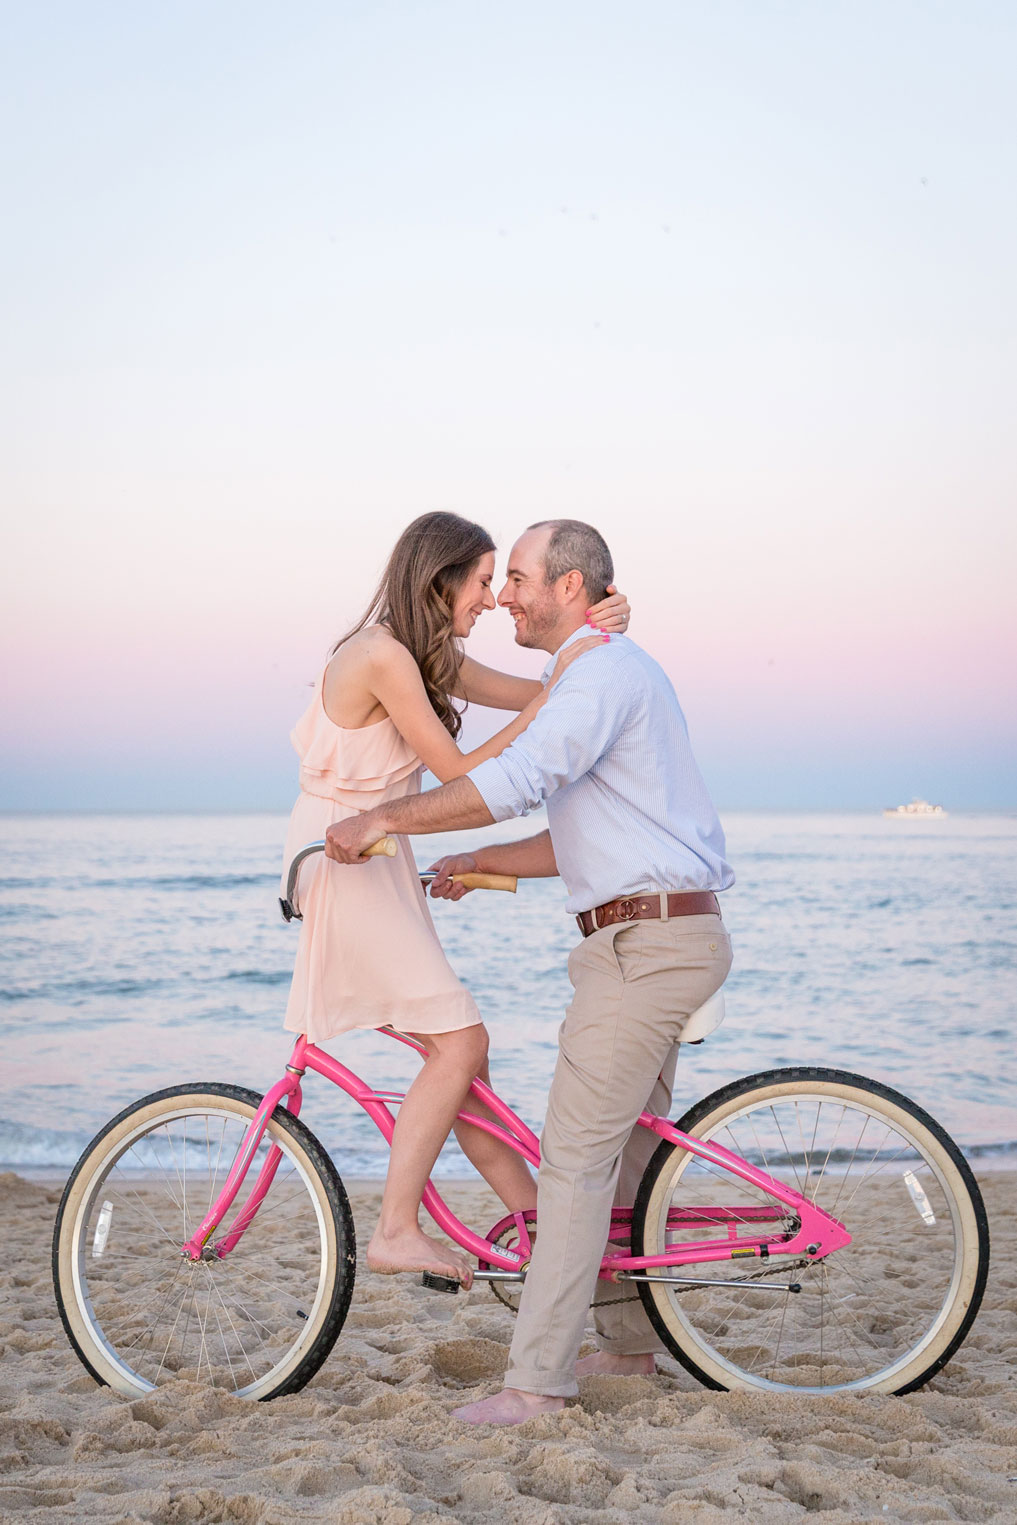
[53,841,989,1403]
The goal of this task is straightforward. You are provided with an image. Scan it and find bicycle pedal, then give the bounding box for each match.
[421,1271,460,1294]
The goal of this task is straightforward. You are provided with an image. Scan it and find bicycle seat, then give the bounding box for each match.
[681,989,726,1044]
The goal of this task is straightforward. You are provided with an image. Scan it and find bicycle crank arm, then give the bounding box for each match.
[614,1272,801,1293]
[421,1269,527,1293]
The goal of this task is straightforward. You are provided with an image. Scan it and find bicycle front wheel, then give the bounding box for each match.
[632,1067,989,1395]
[53,1083,356,1401]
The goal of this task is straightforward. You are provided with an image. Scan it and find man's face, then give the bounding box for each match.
[497,528,561,649]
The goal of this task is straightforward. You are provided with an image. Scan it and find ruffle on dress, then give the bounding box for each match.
[291,672,421,800]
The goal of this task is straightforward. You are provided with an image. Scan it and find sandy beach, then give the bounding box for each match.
[1,1169,1014,1524]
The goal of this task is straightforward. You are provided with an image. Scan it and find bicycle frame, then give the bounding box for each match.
[181,1028,851,1275]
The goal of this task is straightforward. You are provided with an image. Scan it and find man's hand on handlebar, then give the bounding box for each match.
[427,853,479,900]
[324,813,387,865]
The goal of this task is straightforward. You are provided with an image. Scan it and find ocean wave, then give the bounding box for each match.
[0,1117,93,1169]
[0,903,57,921]
[1,874,277,893]
[220,969,292,986]
[88,874,278,891]
[0,976,166,1004]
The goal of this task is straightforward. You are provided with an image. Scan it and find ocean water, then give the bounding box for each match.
[1,811,1014,1178]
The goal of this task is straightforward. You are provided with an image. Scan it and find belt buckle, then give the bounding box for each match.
[616,897,638,921]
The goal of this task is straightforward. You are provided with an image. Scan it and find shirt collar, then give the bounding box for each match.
[540,624,596,684]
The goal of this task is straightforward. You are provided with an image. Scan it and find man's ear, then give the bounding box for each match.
[558,569,586,605]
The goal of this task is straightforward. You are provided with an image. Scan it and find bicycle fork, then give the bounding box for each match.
[179,1067,305,1262]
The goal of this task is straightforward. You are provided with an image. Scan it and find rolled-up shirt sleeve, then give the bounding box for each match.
[469,660,634,821]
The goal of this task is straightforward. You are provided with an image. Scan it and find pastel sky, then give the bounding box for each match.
[2,1,1015,811]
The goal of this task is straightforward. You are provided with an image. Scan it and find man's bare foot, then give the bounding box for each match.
[575,1351,656,1377]
[367,1225,473,1288]
[452,1388,565,1425]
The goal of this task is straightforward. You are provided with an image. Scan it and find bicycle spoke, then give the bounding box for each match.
[118,1269,188,1356]
[813,1279,880,1373]
[194,1277,215,1384]
[225,1259,318,1312]
[834,1141,923,1216]
[158,1126,190,1235]
[794,1101,815,1194]
[826,1115,872,1216]
[768,1105,805,1195]
[806,1104,822,1197]
[123,1140,186,1221]
[769,1287,792,1382]
[225,1181,312,1230]
[740,1296,794,1375]
[206,1117,230,1220]
[209,1277,285,1346]
[819,1267,825,1385]
[106,1178,187,1250]
[153,1274,192,1381]
[202,1267,258,1388]
[809,1103,848,1200]
[101,1276,187,1342]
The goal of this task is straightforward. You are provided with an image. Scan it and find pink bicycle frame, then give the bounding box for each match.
[181,1030,850,1274]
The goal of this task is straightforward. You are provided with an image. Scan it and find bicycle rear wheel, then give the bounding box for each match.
[632,1067,989,1395]
[53,1083,356,1400]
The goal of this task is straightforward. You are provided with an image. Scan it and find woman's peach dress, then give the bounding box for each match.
[280,668,482,1042]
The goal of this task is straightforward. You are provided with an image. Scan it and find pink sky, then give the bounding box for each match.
[2,4,1015,808]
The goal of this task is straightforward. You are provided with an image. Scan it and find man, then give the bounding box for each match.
[324,519,734,1424]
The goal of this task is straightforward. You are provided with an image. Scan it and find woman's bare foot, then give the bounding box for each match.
[367,1225,474,1288]
[575,1351,656,1377]
[452,1388,564,1425]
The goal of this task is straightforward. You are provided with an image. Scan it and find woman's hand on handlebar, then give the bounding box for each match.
[427,853,479,900]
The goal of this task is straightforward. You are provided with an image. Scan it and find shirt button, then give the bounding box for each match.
[709,941,718,951]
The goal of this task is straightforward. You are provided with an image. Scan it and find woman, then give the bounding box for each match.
[281,512,629,1285]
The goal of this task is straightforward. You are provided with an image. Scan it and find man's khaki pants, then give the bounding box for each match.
[505,912,733,1398]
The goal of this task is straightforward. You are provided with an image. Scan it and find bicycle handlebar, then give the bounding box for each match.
[418,869,518,894]
[280,841,517,921]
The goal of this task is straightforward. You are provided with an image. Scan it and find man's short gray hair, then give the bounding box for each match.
[528,519,614,604]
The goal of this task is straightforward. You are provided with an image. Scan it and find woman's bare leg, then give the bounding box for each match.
[452,1060,538,1213]
[367,1023,490,1285]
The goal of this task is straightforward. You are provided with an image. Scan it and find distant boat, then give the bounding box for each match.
[882,798,948,819]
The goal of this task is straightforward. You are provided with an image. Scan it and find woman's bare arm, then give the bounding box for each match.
[455,655,542,711]
[364,633,599,784]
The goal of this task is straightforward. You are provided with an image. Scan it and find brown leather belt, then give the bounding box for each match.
[576,890,720,938]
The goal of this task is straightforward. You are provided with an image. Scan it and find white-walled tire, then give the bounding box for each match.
[632,1067,989,1394]
[53,1084,356,1400]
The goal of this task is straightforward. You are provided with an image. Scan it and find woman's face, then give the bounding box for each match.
[451,551,497,638]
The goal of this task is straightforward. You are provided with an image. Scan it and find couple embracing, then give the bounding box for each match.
[280,513,734,1424]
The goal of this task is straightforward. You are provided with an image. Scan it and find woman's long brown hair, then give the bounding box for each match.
[333,512,496,738]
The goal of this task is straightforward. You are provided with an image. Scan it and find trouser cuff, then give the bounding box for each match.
[594,1334,666,1355]
[505,1364,578,1399]
[591,1329,664,1354]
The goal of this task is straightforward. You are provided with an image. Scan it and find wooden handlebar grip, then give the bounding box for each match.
[363,837,398,858]
[452,872,518,893]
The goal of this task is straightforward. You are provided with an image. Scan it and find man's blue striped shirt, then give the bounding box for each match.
[469,629,735,914]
